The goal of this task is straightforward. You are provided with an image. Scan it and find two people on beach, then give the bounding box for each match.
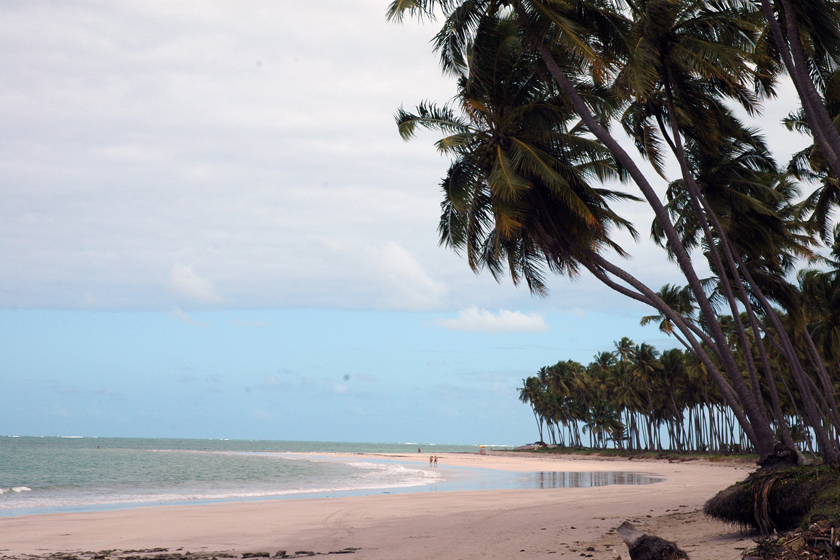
[429,455,438,467]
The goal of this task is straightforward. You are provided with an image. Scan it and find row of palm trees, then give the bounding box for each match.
[519,330,836,455]
[389,0,840,465]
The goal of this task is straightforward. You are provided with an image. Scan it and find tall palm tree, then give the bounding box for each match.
[629,343,661,449]
[519,375,547,441]
[607,0,833,462]
[785,69,840,244]
[389,0,840,464]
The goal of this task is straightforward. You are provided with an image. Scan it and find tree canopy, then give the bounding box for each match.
[390,0,840,466]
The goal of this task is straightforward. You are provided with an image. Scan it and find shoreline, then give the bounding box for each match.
[0,452,757,560]
[0,450,670,518]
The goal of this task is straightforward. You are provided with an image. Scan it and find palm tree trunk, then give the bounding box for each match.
[759,0,840,176]
[722,249,800,454]
[632,413,640,451]
[751,293,840,462]
[538,46,779,461]
[580,254,757,441]
[659,82,775,437]
[802,328,840,432]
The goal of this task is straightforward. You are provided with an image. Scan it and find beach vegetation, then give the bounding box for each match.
[518,332,837,459]
[389,0,840,468]
[704,464,840,531]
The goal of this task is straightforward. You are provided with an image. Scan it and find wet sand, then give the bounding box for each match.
[0,452,757,560]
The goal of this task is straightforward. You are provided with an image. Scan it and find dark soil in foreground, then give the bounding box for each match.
[743,519,840,559]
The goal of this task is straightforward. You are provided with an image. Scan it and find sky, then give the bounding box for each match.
[0,1,816,445]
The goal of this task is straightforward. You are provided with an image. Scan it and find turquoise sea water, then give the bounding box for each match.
[0,437,662,516]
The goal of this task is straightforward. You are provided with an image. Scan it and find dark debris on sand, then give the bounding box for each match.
[616,521,689,560]
[0,549,360,560]
[743,520,840,559]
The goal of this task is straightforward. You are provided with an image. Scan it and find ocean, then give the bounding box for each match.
[0,436,661,516]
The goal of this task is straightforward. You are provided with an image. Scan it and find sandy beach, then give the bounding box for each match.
[0,452,757,560]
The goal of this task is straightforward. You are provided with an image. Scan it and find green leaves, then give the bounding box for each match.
[489,146,532,201]
[386,0,435,23]
[395,101,471,141]
[395,13,636,294]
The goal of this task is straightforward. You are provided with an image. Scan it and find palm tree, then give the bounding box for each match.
[608,0,834,462]
[519,375,547,441]
[629,343,661,449]
[395,14,638,292]
[640,284,696,349]
[785,70,840,244]
[755,0,840,178]
[389,0,840,464]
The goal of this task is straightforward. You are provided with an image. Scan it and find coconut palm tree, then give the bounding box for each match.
[519,375,547,441]
[785,69,840,244]
[395,15,639,294]
[640,284,696,348]
[389,0,840,464]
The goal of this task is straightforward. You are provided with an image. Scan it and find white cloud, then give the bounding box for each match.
[374,242,448,310]
[170,264,221,304]
[0,1,798,313]
[171,307,209,327]
[435,307,550,333]
[244,372,288,393]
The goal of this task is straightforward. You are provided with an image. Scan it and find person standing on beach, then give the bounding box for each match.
[429,455,433,466]
[433,455,438,467]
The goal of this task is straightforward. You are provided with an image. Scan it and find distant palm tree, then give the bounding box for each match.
[519,375,546,442]
[640,285,695,348]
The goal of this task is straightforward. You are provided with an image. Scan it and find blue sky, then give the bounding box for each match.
[0,2,813,444]
[0,308,670,444]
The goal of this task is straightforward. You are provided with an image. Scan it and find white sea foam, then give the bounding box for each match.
[0,456,441,511]
[0,439,492,514]
[345,461,440,489]
[0,474,437,510]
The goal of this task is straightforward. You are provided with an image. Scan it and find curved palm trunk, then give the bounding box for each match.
[740,265,840,462]
[802,328,840,432]
[579,253,759,443]
[532,407,544,442]
[659,82,770,419]
[758,0,840,176]
[658,81,823,464]
[761,324,840,460]
[719,248,801,455]
[537,45,779,460]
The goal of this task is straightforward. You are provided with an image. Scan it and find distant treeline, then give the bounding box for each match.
[519,337,828,456]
